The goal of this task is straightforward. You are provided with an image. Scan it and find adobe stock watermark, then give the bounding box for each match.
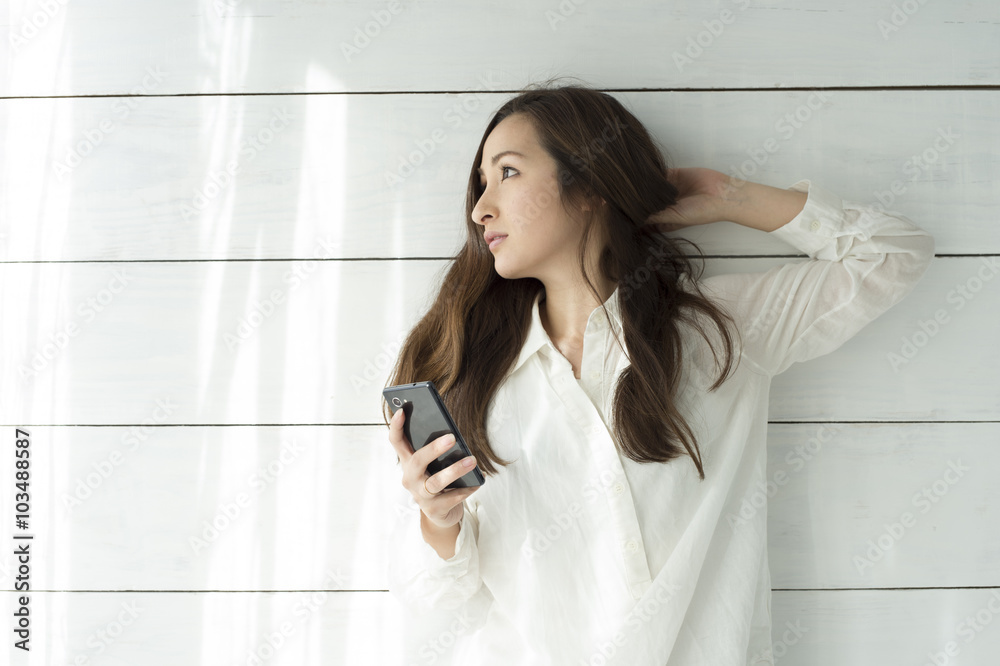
[671,0,751,72]
[866,125,959,225]
[8,0,69,51]
[748,619,809,664]
[17,269,133,382]
[724,90,833,193]
[180,106,293,223]
[74,600,143,661]
[544,0,592,30]
[223,236,337,351]
[877,0,934,41]
[384,72,504,189]
[403,609,476,666]
[561,114,628,179]
[239,568,350,666]
[339,0,413,62]
[521,460,622,560]
[352,330,408,394]
[213,0,243,16]
[189,439,306,555]
[886,256,998,373]
[726,424,841,530]
[853,458,969,574]
[743,289,797,346]
[617,241,673,304]
[580,576,684,666]
[478,112,628,243]
[53,66,169,181]
[920,589,1000,666]
[61,397,177,509]
[436,383,517,456]
[521,501,584,561]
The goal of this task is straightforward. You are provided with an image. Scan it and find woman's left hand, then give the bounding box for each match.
[647,167,741,232]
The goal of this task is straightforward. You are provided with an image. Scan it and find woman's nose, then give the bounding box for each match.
[473,191,495,226]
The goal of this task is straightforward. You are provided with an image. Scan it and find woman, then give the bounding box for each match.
[383,80,934,665]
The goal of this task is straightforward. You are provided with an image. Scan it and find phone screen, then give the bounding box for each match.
[383,381,484,489]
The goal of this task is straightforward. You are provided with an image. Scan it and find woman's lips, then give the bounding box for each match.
[489,235,507,250]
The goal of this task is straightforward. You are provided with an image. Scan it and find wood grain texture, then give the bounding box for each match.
[1,91,996,261]
[2,257,996,424]
[0,424,995,593]
[2,588,999,665]
[4,0,998,96]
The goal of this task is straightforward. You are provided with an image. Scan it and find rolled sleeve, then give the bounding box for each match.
[701,179,936,376]
[386,491,484,613]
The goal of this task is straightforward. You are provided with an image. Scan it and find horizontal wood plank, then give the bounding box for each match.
[3,588,999,665]
[2,257,996,424]
[1,91,996,261]
[4,1,998,97]
[0,424,995,592]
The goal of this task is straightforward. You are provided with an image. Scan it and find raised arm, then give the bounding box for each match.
[695,176,935,376]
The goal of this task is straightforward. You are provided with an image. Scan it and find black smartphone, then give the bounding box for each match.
[383,380,485,489]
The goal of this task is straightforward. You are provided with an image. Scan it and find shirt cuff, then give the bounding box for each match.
[386,494,480,611]
[428,507,475,571]
[767,179,855,259]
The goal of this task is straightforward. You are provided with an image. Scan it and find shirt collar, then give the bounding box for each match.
[509,284,623,377]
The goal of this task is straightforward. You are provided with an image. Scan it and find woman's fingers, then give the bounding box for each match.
[423,446,478,496]
[386,408,414,462]
[421,471,479,529]
[388,412,461,489]
[386,407,479,529]
[416,431,456,473]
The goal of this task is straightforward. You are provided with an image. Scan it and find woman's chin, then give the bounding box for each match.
[493,262,520,280]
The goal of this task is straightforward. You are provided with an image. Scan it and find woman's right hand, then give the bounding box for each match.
[647,167,739,230]
[387,407,481,530]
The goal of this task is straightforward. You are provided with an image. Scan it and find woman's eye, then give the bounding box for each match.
[479,166,517,189]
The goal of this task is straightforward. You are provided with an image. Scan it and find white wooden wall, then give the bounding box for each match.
[1,1,998,664]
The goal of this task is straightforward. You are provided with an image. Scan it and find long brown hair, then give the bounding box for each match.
[383,78,740,481]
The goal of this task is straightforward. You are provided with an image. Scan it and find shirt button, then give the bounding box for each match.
[809,219,821,231]
[613,483,624,495]
[625,540,638,553]
[590,371,600,380]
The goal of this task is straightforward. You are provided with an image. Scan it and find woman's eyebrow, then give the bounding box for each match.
[476,150,526,176]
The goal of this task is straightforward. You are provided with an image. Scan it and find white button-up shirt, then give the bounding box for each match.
[386,179,935,665]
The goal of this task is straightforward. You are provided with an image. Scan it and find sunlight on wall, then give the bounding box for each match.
[283,59,355,662]
[191,10,262,665]
[5,13,77,659]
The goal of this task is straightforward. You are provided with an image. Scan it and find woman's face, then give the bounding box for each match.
[472,114,599,283]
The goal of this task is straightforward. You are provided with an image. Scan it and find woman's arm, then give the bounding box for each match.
[421,509,462,560]
[692,177,935,376]
[717,178,808,233]
[387,493,486,613]
[647,167,807,232]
